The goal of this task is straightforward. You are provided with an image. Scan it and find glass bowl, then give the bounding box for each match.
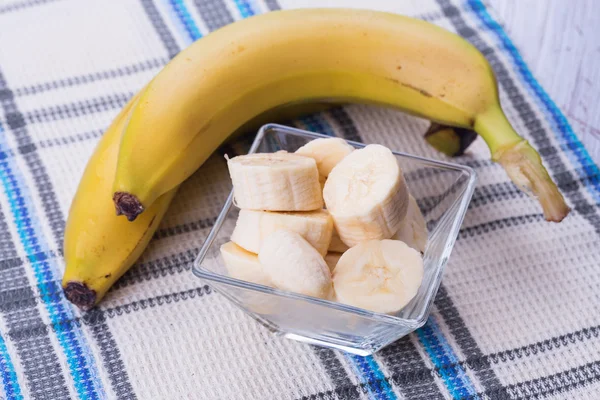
[192,124,476,355]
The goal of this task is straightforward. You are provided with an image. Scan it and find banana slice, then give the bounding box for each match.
[324,252,342,272]
[333,240,423,314]
[227,153,322,211]
[328,226,349,253]
[392,195,428,253]
[220,241,273,286]
[231,209,333,256]
[323,144,409,247]
[258,230,333,299]
[295,137,355,186]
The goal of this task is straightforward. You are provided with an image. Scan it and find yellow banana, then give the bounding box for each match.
[62,92,177,310]
[112,8,569,222]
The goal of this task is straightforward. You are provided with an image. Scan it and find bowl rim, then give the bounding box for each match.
[192,123,476,326]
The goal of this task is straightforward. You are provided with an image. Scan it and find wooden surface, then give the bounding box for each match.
[489,0,600,163]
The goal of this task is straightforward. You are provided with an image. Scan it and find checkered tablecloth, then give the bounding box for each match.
[0,0,599,399]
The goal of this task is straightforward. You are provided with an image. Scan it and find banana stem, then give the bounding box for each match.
[475,107,570,222]
[113,192,144,221]
[63,282,96,311]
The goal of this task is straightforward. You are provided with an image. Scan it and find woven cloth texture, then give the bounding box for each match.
[0,0,599,399]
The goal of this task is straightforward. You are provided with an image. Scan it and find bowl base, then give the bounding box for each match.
[279,332,377,356]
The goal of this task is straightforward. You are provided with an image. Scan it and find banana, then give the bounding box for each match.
[231,209,333,256]
[392,195,428,253]
[324,252,342,272]
[112,8,568,223]
[258,230,333,299]
[323,144,409,247]
[62,92,178,310]
[328,226,349,253]
[295,137,355,186]
[333,240,423,313]
[227,153,322,211]
[220,241,273,286]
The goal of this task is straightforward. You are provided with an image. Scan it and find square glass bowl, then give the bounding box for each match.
[192,124,476,355]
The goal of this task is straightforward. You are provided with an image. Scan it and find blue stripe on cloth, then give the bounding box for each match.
[0,332,22,400]
[363,356,396,400]
[0,124,105,399]
[467,0,600,204]
[167,0,202,42]
[232,0,255,18]
[417,316,478,399]
[344,353,396,400]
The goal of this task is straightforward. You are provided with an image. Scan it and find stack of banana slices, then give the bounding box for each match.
[222,138,427,314]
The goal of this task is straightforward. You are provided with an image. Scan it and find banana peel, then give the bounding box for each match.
[62,92,178,310]
[108,9,569,223]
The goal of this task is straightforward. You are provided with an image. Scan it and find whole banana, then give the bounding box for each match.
[62,93,177,310]
[112,8,569,222]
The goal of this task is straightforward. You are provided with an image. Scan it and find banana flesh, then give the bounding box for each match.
[333,240,424,313]
[227,153,323,211]
[218,138,426,314]
[231,209,333,256]
[295,137,355,186]
[392,195,428,253]
[111,8,568,223]
[328,226,349,253]
[220,241,273,287]
[323,144,409,247]
[324,252,342,272]
[258,230,333,299]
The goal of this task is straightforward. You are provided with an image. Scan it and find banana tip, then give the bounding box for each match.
[544,205,571,223]
[113,192,144,221]
[63,281,97,311]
